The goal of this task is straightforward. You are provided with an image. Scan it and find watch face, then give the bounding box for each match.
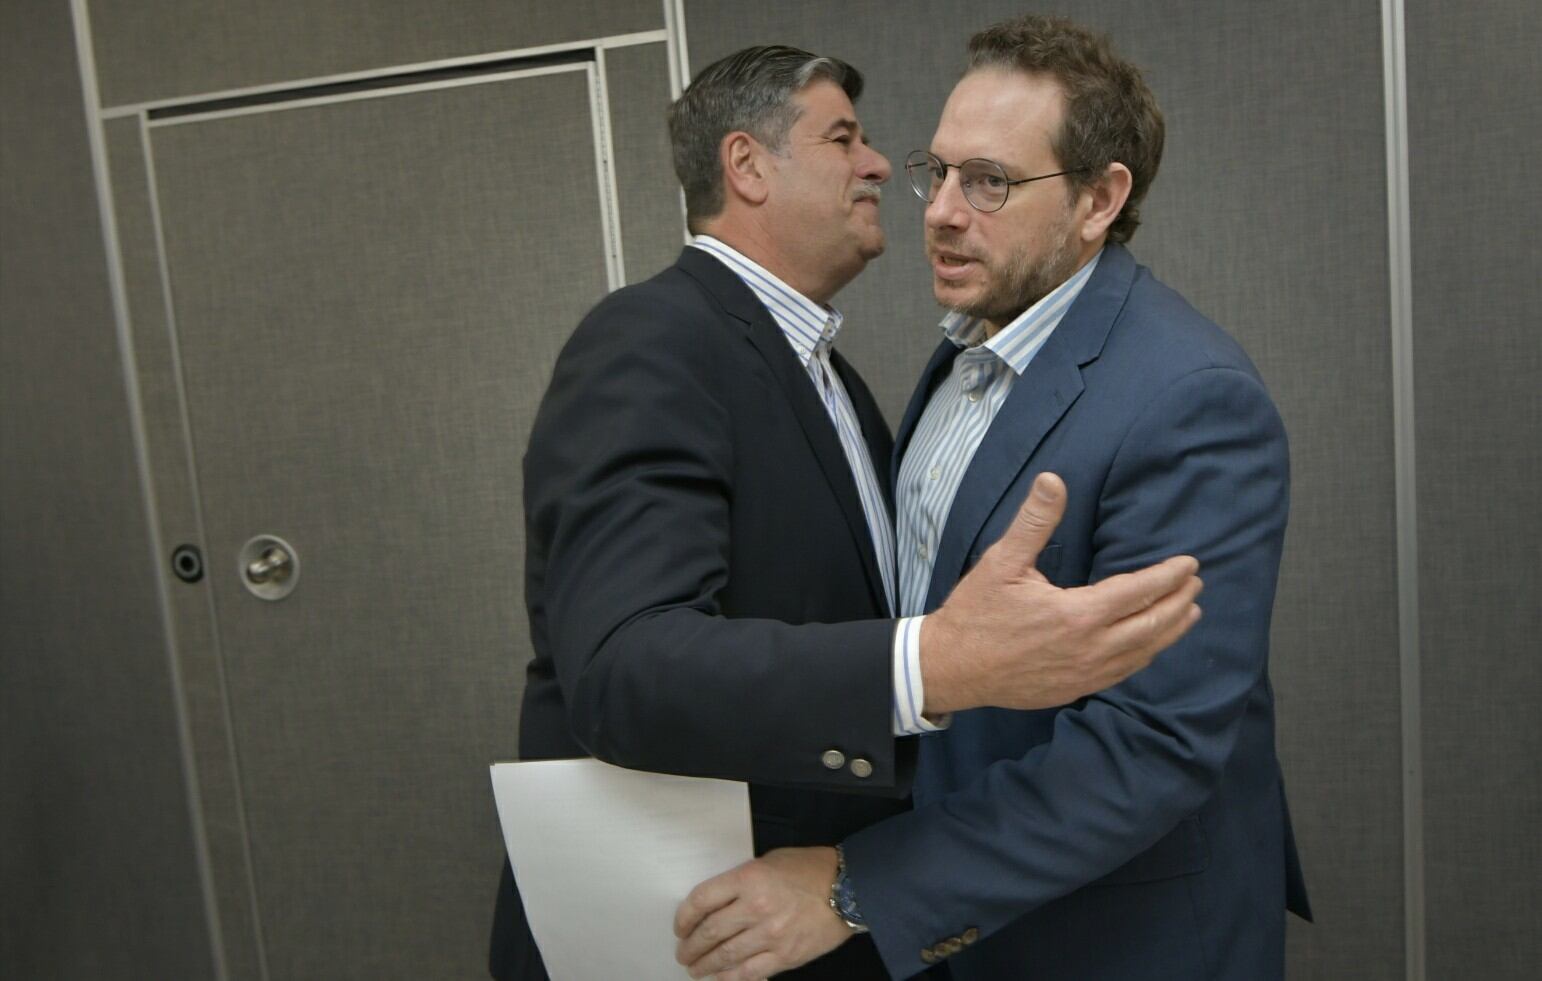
[833,874,865,926]
[831,846,868,931]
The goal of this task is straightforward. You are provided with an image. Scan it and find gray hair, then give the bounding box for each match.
[667,45,864,232]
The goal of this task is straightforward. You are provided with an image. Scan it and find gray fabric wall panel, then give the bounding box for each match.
[605,42,687,283]
[87,0,664,108]
[147,69,607,977]
[0,3,213,979]
[684,3,1403,977]
[1407,0,1542,976]
[104,115,265,978]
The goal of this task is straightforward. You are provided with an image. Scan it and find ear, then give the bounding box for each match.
[1077,162,1133,244]
[720,130,772,207]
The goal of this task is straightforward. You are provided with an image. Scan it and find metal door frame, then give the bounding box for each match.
[68,3,690,976]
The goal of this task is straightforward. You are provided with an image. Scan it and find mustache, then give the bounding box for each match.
[853,182,883,203]
[927,233,982,261]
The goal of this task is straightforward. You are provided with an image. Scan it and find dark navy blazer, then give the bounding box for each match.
[491,248,918,981]
[843,244,1311,980]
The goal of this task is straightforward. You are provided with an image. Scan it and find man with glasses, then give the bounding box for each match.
[675,16,1309,981]
[491,42,1206,981]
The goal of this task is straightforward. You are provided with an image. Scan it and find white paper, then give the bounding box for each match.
[490,758,753,980]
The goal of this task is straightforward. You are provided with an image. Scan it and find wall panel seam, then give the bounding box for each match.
[139,114,272,981]
[147,62,589,129]
[97,30,667,118]
[663,0,690,99]
[1381,0,1424,978]
[665,0,691,241]
[68,2,226,977]
[591,53,627,289]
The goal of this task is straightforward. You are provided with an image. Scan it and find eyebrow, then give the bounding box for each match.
[930,151,1020,176]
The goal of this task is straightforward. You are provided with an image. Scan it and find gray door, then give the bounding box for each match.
[142,62,629,978]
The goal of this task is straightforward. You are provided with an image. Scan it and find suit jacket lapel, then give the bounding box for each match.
[924,245,1137,610]
[677,248,892,615]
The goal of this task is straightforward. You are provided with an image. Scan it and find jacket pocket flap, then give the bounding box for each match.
[1093,816,1208,885]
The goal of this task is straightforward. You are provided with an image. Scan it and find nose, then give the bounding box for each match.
[925,169,970,232]
[858,142,892,184]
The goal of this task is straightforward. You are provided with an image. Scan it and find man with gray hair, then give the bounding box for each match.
[490,43,1203,981]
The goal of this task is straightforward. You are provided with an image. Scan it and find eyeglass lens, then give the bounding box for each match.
[905,152,1012,212]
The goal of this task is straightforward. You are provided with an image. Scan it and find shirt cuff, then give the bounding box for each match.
[891,615,950,735]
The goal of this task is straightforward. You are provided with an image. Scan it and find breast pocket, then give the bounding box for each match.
[966,542,1065,581]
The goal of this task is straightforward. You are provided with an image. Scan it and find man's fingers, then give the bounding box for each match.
[715,950,782,981]
[1098,574,1204,675]
[987,472,1067,576]
[1145,595,1203,660]
[672,891,712,940]
[674,864,747,938]
[1083,554,1200,621]
[676,903,752,969]
[683,915,763,979]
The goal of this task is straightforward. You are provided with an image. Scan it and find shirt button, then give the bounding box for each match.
[849,758,873,778]
[967,391,981,403]
[928,466,941,480]
[918,543,929,560]
[821,749,846,770]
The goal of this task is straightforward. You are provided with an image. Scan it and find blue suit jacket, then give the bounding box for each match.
[842,244,1311,980]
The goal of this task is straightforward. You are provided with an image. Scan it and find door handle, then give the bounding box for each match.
[246,546,293,585]
[238,535,300,600]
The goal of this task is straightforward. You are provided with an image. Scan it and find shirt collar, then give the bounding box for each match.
[939,248,1104,376]
[689,235,843,367]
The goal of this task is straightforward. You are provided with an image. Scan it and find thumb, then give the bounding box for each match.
[988,472,1066,576]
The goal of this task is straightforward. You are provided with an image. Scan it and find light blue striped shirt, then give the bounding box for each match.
[896,250,1103,623]
[689,235,934,735]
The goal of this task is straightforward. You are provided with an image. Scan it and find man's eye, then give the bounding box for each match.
[982,174,1008,189]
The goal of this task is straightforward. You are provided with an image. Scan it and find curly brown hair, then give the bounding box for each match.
[967,15,1164,244]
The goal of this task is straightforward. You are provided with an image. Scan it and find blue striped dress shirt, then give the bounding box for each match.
[689,236,935,735]
[895,250,1102,620]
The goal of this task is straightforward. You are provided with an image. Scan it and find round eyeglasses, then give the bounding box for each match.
[905,150,1085,213]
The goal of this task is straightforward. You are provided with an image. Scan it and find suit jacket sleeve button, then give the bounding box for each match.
[962,927,980,944]
[919,949,938,964]
[849,758,873,778]
[821,749,846,770]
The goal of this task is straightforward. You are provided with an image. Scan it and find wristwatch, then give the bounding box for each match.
[828,845,870,934]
